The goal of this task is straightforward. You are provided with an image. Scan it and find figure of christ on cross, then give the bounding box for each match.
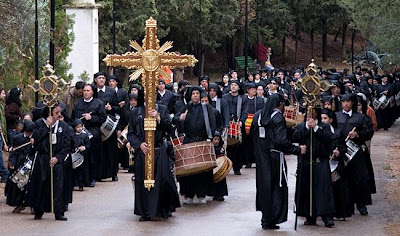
[103,17,197,190]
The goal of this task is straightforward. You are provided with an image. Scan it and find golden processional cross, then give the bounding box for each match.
[103,17,197,191]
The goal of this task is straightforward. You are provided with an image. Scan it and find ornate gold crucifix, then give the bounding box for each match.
[103,17,197,190]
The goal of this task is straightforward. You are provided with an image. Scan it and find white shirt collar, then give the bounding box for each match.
[84,97,93,103]
[342,109,353,117]
[158,90,166,96]
[211,97,218,102]
[97,86,106,93]
[330,125,335,134]
[114,87,118,93]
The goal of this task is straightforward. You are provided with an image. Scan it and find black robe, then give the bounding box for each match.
[242,96,264,165]
[28,119,71,215]
[336,111,375,207]
[73,132,90,188]
[72,98,107,182]
[157,90,176,114]
[117,103,133,169]
[292,122,335,217]
[127,104,180,218]
[63,126,74,205]
[96,86,120,179]
[174,102,216,198]
[5,133,32,206]
[251,109,301,225]
[210,145,228,197]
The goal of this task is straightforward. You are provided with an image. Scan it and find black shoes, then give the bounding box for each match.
[89,180,96,187]
[78,186,84,191]
[245,163,252,168]
[262,224,280,230]
[213,196,225,201]
[34,215,42,220]
[323,218,335,228]
[357,204,368,215]
[234,170,241,175]
[112,176,118,181]
[55,215,68,221]
[304,217,317,225]
[139,216,151,221]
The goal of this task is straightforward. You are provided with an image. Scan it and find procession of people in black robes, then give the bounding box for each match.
[2,63,393,230]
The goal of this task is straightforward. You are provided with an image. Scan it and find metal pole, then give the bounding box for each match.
[244,0,249,78]
[197,0,202,80]
[112,0,116,54]
[49,108,54,214]
[50,0,55,67]
[35,0,39,104]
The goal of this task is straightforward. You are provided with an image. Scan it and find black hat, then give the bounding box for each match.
[108,75,121,84]
[269,77,281,84]
[230,80,241,87]
[23,120,35,132]
[245,82,256,89]
[158,78,166,84]
[340,93,356,101]
[178,80,189,88]
[73,118,83,127]
[94,72,106,79]
[200,75,210,82]
[321,96,332,104]
[213,130,221,137]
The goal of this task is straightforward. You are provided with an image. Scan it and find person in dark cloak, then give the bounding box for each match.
[127,92,180,221]
[210,131,228,201]
[320,108,352,220]
[336,93,374,216]
[5,120,34,213]
[250,93,305,229]
[27,104,71,221]
[174,86,216,205]
[72,118,90,191]
[93,72,120,182]
[72,84,107,187]
[292,107,335,227]
[223,81,247,175]
[242,82,264,168]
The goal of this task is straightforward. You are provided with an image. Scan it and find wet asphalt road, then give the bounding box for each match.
[1,122,395,236]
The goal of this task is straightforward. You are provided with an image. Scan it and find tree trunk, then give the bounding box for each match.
[341,23,348,59]
[281,36,286,64]
[334,28,341,42]
[322,19,327,62]
[295,22,300,64]
[201,51,205,76]
[310,29,314,59]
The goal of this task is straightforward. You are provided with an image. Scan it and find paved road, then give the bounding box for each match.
[1,122,395,236]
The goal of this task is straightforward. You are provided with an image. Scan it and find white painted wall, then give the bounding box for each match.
[66,2,99,85]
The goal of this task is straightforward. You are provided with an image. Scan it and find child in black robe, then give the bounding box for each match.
[72,118,90,191]
[211,131,228,201]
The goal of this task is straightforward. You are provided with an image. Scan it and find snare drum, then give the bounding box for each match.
[82,127,93,140]
[170,135,185,147]
[330,159,340,182]
[72,151,84,169]
[101,115,119,141]
[244,114,254,135]
[344,139,360,166]
[10,158,32,190]
[227,121,242,146]
[213,155,232,183]
[174,141,217,177]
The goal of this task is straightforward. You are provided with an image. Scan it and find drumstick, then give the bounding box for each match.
[11,141,31,152]
[80,112,92,120]
[345,127,356,142]
[0,130,8,149]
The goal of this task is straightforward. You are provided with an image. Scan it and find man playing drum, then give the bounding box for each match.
[174,86,216,204]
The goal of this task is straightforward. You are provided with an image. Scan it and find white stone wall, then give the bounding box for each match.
[66,3,99,85]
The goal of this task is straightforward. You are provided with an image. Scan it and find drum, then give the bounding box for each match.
[101,115,119,141]
[72,151,84,169]
[174,141,217,177]
[390,96,396,107]
[379,95,389,109]
[244,114,254,135]
[284,105,305,128]
[344,139,360,166]
[10,158,32,190]
[117,125,129,148]
[227,121,242,146]
[82,127,93,140]
[395,92,400,106]
[170,135,185,147]
[330,159,340,182]
[213,155,232,183]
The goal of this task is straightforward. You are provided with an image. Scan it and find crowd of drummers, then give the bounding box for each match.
[0,64,399,229]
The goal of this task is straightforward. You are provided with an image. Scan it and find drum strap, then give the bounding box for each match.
[202,104,213,139]
[236,95,242,120]
[216,98,221,113]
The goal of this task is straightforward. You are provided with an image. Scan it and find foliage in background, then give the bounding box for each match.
[340,0,400,67]
[0,0,74,99]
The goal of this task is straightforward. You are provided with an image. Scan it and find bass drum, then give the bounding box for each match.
[10,156,33,190]
[213,155,232,183]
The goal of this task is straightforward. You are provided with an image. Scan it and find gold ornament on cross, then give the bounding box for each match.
[103,17,198,191]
